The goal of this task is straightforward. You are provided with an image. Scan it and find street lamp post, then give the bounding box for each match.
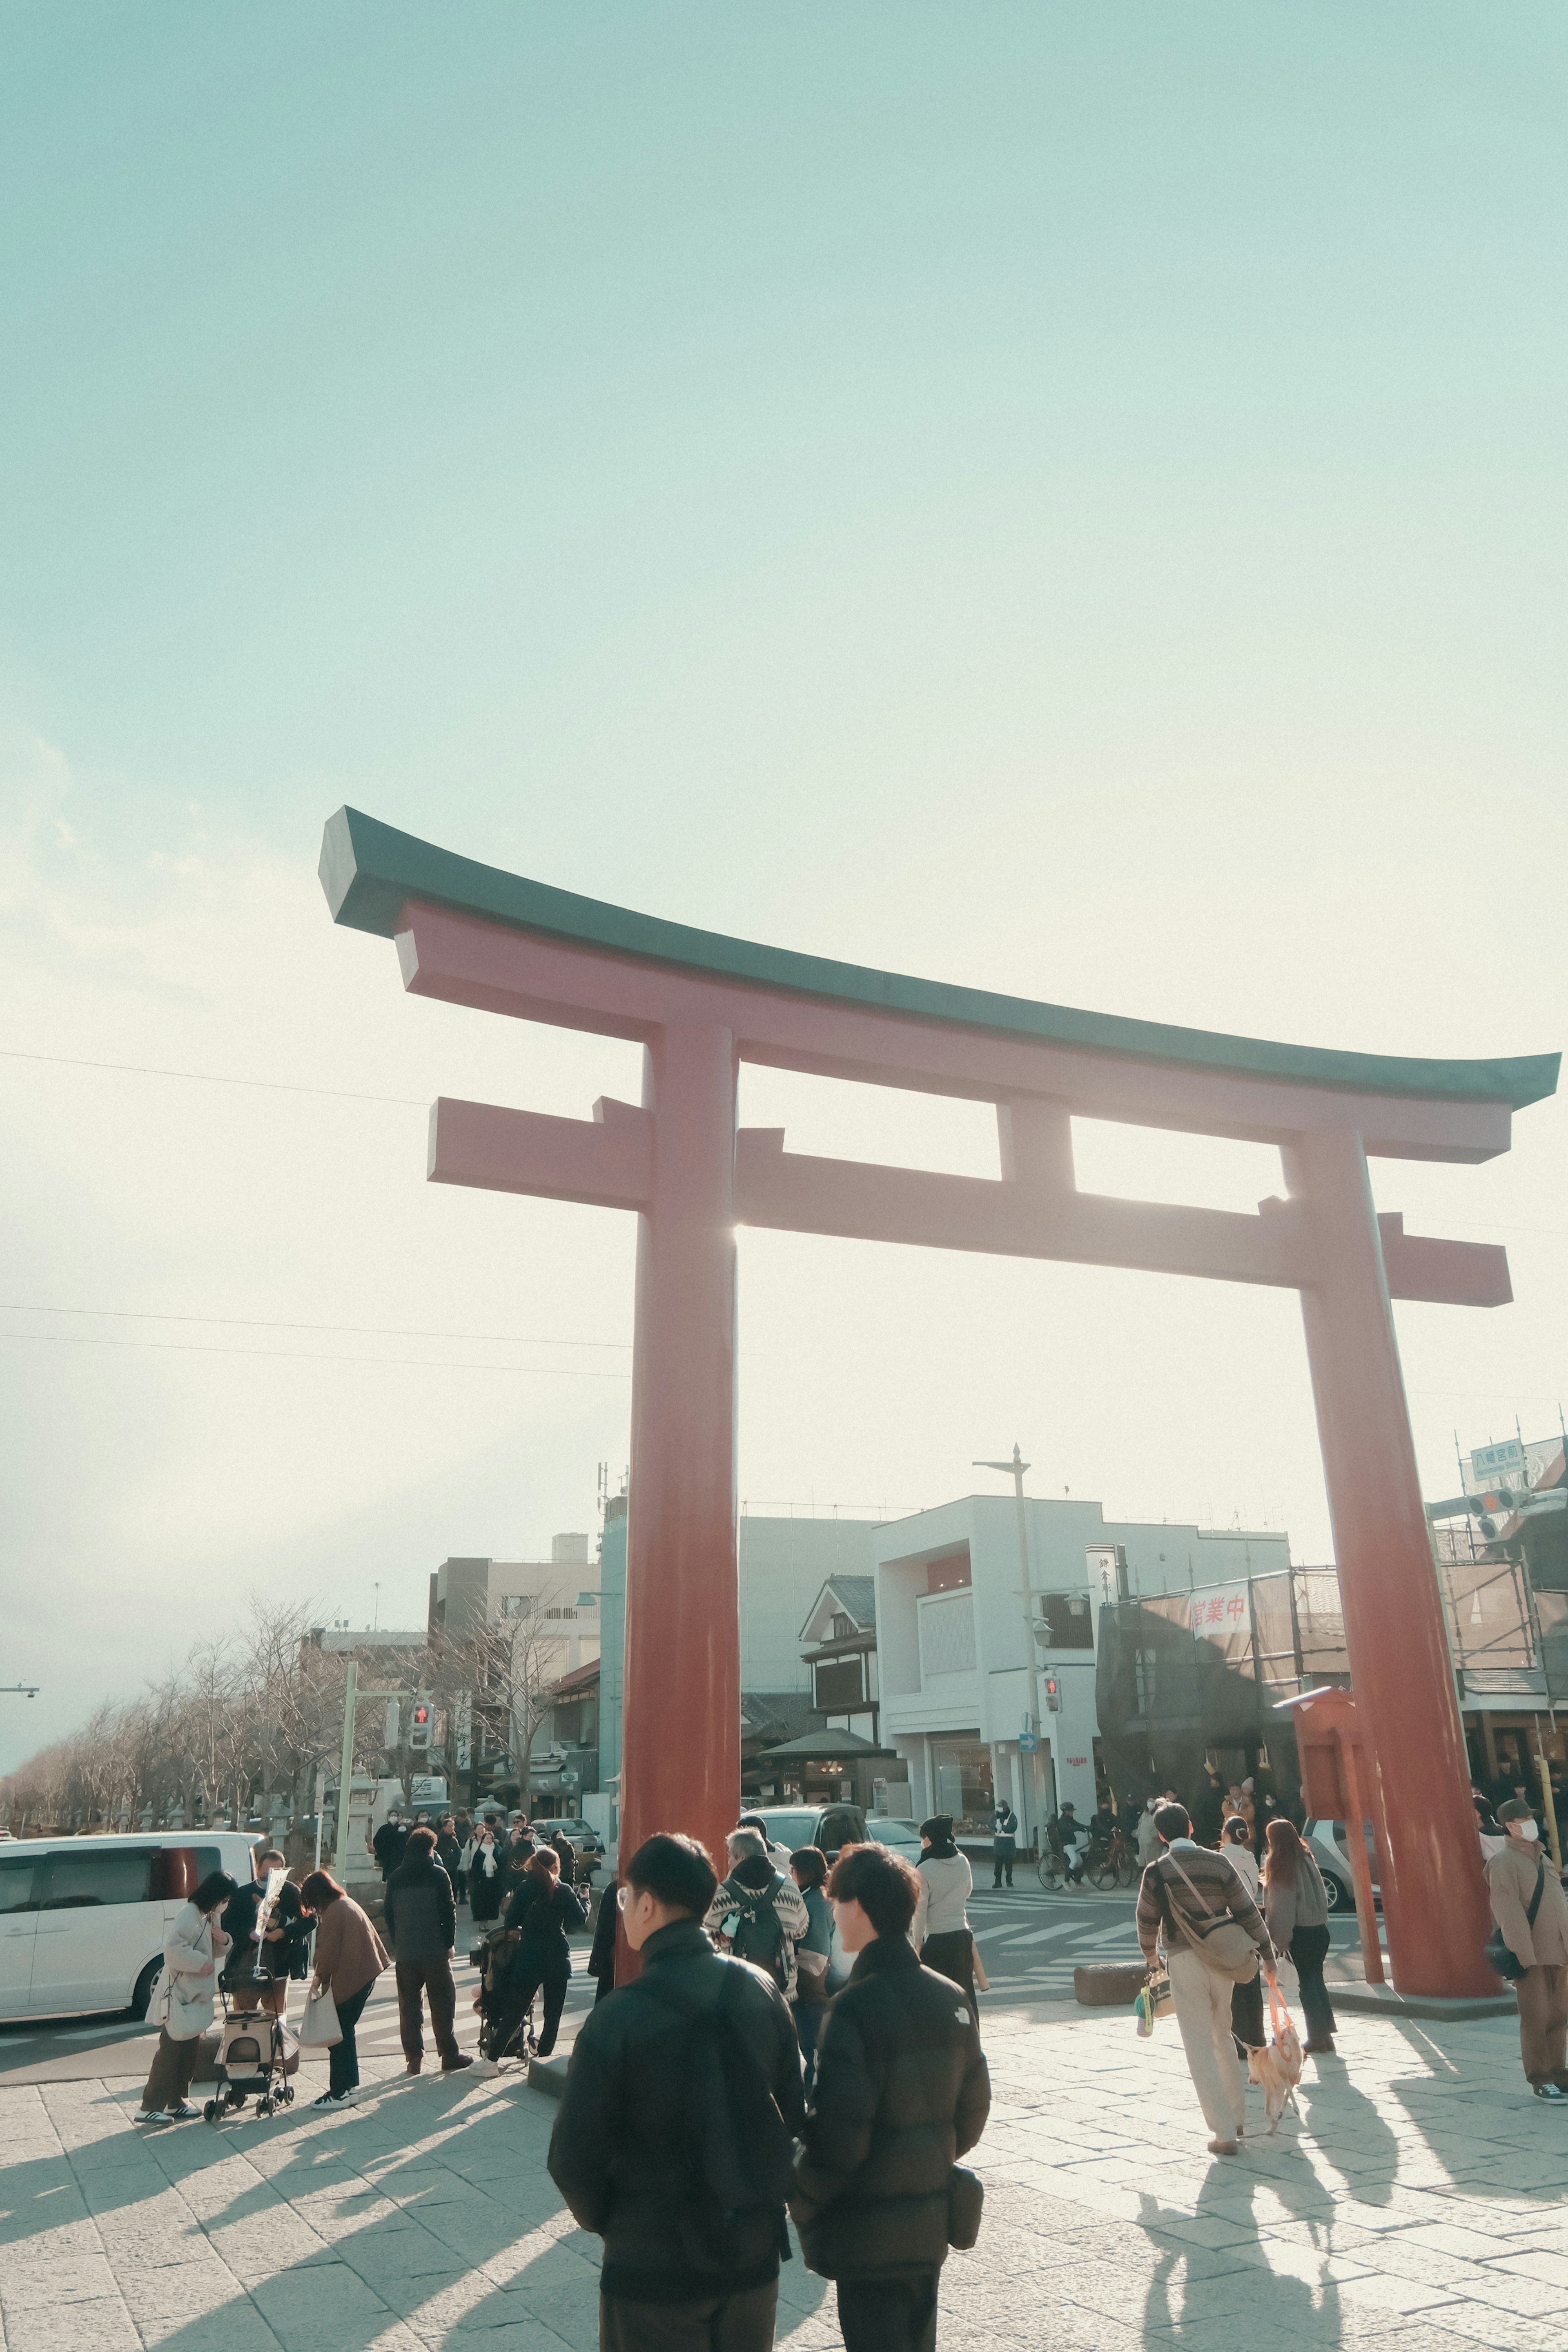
[975,1445,1046,1854]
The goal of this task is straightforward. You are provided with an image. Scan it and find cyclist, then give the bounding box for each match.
[1048,1802,1087,1885]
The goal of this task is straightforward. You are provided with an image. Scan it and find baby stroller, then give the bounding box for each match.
[204,1967,299,2122]
[470,1926,539,2069]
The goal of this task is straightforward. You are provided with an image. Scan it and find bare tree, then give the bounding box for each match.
[431,1586,577,1813]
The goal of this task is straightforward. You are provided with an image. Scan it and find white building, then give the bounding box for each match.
[428,1536,601,1673]
[874,1496,1290,1849]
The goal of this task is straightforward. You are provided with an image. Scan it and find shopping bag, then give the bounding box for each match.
[299,1984,342,2049]
[971,1933,989,1993]
[1135,1968,1174,2037]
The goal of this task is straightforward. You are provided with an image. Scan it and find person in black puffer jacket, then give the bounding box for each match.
[383,1826,472,2076]
[497,1846,588,2056]
[791,1842,990,2352]
[549,1833,804,2352]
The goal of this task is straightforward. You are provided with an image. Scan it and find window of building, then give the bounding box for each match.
[926,1551,971,1594]
[1134,1649,1158,1716]
[1036,1592,1095,1650]
[543,1607,578,1620]
[929,1739,993,1835]
[500,1595,533,1618]
[815,1656,864,1711]
[830,1612,854,1640]
[919,1592,976,1678]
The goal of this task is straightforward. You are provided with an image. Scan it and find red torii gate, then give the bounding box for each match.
[321,807,1558,1996]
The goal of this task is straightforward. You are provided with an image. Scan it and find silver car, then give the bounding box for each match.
[1302,1817,1380,1914]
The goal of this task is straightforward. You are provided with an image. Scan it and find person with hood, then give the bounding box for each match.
[135,1869,238,2125]
[383,1824,474,2076]
[704,1828,809,1999]
[1487,1795,1568,2099]
[548,1833,804,2352]
[991,1797,1018,1889]
[499,1845,590,2056]
[912,1814,976,2020]
[791,1841,990,2352]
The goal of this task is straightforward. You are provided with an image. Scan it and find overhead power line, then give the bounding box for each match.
[0,1045,425,1108]
[0,1330,631,1377]
[0,1301,631,1351]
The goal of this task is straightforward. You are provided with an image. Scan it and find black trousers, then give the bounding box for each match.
[506,1963,570,2055]
[920,1931,977,2023]
[329,1984,372,2096]
[837,2271,939,2352]
[1290,1924,1336,2048]
[600,2279,777,2352]
[1230,1969,1264,2056]
[992,1838,1015,1887]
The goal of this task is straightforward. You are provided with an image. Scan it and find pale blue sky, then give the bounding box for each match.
[2,6,1565,1765]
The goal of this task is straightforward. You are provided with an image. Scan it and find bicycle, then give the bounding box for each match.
[1085,1828,1138,1890]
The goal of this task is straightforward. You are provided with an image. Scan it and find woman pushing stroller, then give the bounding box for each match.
[486,1846,588,2060]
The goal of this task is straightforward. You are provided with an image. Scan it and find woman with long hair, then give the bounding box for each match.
[1263,1817,1336,2055]
[498,1845,588,2056]
[1220,1814,1265,2059]
[912,1814,976,2020]
[464,1816,505,1925]
[135,1869,238,2126]
[299,1869,389,2105]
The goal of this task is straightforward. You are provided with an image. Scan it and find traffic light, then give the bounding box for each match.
[410,1701,432,1753]
[1044,1675,1061,1712]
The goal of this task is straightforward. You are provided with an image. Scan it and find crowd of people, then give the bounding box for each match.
[124,1764,1568,2352]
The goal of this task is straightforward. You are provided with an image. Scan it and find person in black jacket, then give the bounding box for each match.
[586,1878,619,2003]
[383,1826,473,2076]
[548,1833,804,2352]
[791,1842,990,2352]
[436,1815,464,1904]
[372,1809,408,1883]
[498,1846,588,2056]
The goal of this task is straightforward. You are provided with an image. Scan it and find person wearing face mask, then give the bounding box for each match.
[1487,1797,1568,2101]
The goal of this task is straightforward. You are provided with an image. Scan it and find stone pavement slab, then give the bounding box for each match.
[3,1996,1566,2352]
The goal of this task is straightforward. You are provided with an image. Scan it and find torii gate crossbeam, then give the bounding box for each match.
[321,807,1559,1997]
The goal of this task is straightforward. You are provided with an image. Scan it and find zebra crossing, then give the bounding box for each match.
[968,1888,1144,1999]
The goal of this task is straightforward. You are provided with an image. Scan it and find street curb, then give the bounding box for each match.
[528,2053,570,2099]
[1332,1983,1517,2024]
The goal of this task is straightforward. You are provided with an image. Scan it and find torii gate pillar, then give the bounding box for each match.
[319,807,1559,1998]
[623,1023,741,1879]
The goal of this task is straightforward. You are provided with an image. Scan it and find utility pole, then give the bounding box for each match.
[0,1685,39,1698]
[975,1444,1046,1855]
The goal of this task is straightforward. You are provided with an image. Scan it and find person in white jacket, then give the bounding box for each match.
[913,1815,976,2019]
[135,1869,238,2126]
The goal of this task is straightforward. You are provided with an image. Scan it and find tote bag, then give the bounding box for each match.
[299,1984,343,2049]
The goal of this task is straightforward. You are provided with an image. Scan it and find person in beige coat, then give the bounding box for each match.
[135,1870,239,2125]
[1486,1797,1568,2101]
[299,1871,389,2107]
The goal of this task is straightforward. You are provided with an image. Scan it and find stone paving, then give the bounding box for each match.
[2,1995,1566,2352]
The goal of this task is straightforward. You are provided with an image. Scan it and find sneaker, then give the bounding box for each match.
[1532,2082,1568,2102]
[167,2102,202,2121]
[133,2110,169,2127]
[1207,2137,1239,2156]
[311,2089,353,2109]
[441,2053,475,2074]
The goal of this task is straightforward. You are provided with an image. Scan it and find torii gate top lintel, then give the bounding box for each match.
[321,806,1557,1165]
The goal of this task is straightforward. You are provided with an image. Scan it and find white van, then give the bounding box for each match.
[0,1832,257,2022]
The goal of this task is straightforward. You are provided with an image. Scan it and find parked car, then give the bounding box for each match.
[864,1816,923,1865]
[528,1817,605,1875]
[0,1831,258,2022]
[739,1804,867,1870]
[1302,1817,1380,1914]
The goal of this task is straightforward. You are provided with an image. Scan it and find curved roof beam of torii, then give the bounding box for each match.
[319,806,1558,1167]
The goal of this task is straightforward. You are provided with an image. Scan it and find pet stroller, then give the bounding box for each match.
[470,1926,539,2069]
[203,1966,299,2122]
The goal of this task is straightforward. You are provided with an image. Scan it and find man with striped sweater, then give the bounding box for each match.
[1136,1801,1276,2155]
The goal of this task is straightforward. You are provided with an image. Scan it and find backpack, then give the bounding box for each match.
[728,1875,791,1993]
[635,1964,795,2272]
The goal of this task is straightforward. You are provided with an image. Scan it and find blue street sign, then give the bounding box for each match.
[1018,1731,1039,1754]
